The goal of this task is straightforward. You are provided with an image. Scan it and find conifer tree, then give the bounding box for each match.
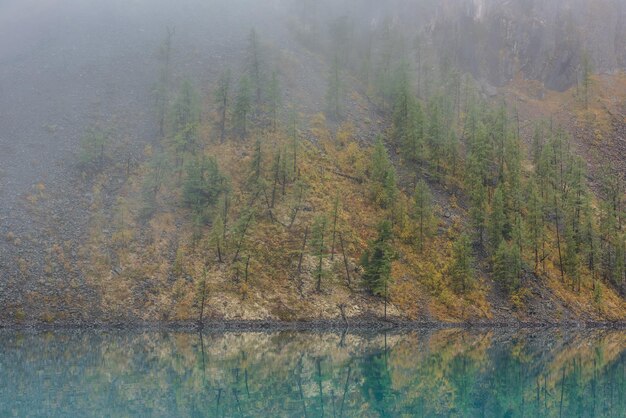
[330,194,341,261]
[215,69,232,143]
[612,239,625,291]
[449,233,475,294]
[493,240,522,294]
[143,151,169,199]
[79,126,110,170]
[491,103,509,179]
[525,178,545,273]
[326,54,342,120]
[232,207,256,263]
[468,183,488,247]
[413,179,433,251]
[361,220,394,297]
[426,96,446,173]
[155,27,175,138]
[580,199,599,284]
[246,29,264,110]
[369,137,398,208]
[234,76,252,139]
[171,80,200,144]
[488,185,507,253]
[289,110,299,179]
[311,215,328,292]
[170,80,201,171]
[564,220,581,291]
[210,214,225,263]
[580,51,592,110]
[182,156,229,222]
[531,122,545,166]
[247,138,264,192]
[466,121,491,245]
[444,130,461,177]
[267,71,282,131]
[270,147,281,208]
[392,63,425,165]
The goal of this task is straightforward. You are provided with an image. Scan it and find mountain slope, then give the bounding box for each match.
[0,0,624,325]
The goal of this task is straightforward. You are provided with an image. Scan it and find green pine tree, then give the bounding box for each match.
[361,220,394,298]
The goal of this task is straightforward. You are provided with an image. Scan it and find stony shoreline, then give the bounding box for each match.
[1,318,625,332]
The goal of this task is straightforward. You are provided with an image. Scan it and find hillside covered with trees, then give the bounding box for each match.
[1,0,625,325]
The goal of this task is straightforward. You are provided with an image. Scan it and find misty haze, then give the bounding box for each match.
[0,1,625,416]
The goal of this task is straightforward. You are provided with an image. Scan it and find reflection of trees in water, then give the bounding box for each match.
[360,335,396,417]
[0,330,624,417]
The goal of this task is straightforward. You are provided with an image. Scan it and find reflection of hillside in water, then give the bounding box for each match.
[0,329,624,417]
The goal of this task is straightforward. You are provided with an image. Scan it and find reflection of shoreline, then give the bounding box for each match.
[1,319,626,331]
[0,329,624,417]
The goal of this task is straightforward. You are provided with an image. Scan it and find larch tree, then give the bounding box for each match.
[246,29,264,111]
[449,233,475,294]
[580,51,593,110]
[488,185,507,254]
[170,80,201,173]
[155,27,175,138]
[234,76,252,139]
[182,156,230,222]
[311,214,329,292]
[361,220,394,301]
[525,177,545,273]
[210,214,225,263]
[466,121,491,246]
[267,71,282,131]
[215,69,232,143]
[79,126,110,170]
[494,240,522,294]
[413,179,434,251]
[369,137,398,209]
[326,54,342,120]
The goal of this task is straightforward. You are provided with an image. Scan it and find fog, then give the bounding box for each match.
[0,0,625,322]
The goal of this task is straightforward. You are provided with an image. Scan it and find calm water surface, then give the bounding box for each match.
[0,329,624,417]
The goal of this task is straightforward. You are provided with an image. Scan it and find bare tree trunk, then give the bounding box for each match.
[340,233,351,288]
[297,227,308,274]
[271,153,280,208]
[384,279,388,320]
[340,365,352,417]
[220,89,228,143]
[216,240,223,263]
[198,269,207,328]
[232,212,254,263]
[338,303,348,326]
[554,194,565,283]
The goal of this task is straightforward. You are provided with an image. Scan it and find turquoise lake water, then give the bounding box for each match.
[0,329,624,417]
